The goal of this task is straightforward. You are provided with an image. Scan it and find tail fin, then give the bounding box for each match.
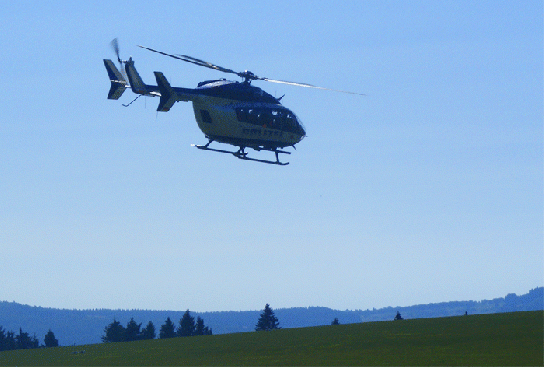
[124,58,148,95]
[154,72,177,112]
[103,59,127,100]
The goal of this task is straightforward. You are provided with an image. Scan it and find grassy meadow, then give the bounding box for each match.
[0,311,541,366]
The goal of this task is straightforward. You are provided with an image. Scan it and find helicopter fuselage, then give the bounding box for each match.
[187,80,305,150]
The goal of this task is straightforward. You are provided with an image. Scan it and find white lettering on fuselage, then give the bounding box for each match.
[242,128,284,138]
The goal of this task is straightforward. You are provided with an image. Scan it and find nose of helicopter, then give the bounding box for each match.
[294,114,306,139]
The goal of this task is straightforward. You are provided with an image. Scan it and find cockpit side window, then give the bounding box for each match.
[272,110,285,126]
[235,107,302,135]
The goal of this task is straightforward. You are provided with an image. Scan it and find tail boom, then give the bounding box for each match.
[104,59,196,111]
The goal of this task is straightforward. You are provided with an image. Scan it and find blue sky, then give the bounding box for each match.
[0,0,542,312]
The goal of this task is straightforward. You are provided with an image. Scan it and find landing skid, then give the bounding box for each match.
[191,142,290,166]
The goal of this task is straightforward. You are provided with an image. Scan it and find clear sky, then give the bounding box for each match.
[0,0,542,312]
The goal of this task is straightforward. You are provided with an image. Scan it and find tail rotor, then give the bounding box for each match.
[110,38,129,81]
[111,38,122,66]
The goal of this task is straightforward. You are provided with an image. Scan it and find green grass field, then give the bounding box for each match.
[0,311,541,366]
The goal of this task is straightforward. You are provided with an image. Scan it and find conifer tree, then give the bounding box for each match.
[44,329,59,347]
[0,327,14,351]
[159,317,176,339]
[102,319,126,342]
[0,327,6,351]
[5,331,16,351]
[195,316,206,336]
[30,333,39,349]
[16,328,32,349]
[177,310,196,337]
[255,303,280,331]
[125,318,142,342]
[142,321,156,340]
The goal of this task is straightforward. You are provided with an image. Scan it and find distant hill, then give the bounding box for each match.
[0,287,541,346]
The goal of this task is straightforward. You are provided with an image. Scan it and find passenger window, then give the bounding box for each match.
[200,110,213,123]
[259,110,272,126]
[247,109,258,124]
[236,108,247,122]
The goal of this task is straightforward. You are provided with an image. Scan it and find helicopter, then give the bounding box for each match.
[104,39,363,165]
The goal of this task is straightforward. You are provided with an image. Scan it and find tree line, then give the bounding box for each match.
[102,304,284,343]
[1,304,282,349]
[102,310,212,343]
[0,303,406,349]
[0,326,58,351]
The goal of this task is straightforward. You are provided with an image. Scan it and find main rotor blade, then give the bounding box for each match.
[138,45,240,76]
[259,77,366,96]
[177,54,240,76]
[138,44,365,95]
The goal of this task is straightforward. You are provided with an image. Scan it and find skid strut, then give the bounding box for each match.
[192,140,290,165]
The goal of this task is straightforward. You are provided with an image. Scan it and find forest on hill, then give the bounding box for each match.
[0,287,541,346]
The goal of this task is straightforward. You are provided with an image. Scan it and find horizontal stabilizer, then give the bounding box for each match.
[103,59,127,100]
[154,72,177,112]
